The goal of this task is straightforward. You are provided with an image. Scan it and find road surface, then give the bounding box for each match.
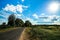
[0,27,25,40]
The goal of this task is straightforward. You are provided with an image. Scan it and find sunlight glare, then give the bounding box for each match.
[48,2,59,13]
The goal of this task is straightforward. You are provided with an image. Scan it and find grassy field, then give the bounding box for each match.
[0,27,21,32]
[25,26,60,40]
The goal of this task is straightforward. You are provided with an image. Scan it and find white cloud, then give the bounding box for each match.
[0,14,5,18]
[43,15,60,23]
[15,13,23,18]
[40,13,45,17]
[22,5,28,8]
[32,13,60,25]
[26,18,31,20]
[3,4,16,13]
[22,0,24,2]
[15,14,22,17]
[16,5,23,13]
[0,19,5,24]
[43,19,51,22]
[33,13,39,19]
[0,10,10,19]
[53,22,60,25]
[52,16,60,25]
[52,18,60,25]
[49,15,59,20]
[39,13,48,19]
[26,17,38,25]
[0,18,8,25]
[3,4,28,13]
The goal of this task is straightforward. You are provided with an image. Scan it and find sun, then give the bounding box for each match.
[48,2,59,13]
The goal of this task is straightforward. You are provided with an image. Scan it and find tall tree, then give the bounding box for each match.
[24,20,32,27]
[15,18,24,27]
[8,14,16,26]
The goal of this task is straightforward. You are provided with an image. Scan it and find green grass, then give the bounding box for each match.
[0,27,20,32]
[25,26,60,40]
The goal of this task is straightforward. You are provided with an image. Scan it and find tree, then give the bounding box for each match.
[8,14,16,26]
[15,18,24,27]
[24,20,32,27]
[2,22,6,26]
[0,22,6,29]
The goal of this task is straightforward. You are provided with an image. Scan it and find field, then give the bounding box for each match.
[24,25,60,40]
[0,27,21,32]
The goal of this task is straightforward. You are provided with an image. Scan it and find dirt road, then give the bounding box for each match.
[0,27,25,40]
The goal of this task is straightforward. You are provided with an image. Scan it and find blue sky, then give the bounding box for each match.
[0,0,60,25]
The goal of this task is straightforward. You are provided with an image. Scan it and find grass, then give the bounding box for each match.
[0,27,20,32]
[25,26,60,40]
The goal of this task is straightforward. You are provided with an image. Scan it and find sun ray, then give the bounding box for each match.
[48,2,59,13]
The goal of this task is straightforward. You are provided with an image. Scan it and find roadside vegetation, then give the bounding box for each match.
[25,26,60,40]
[0,27,20,32]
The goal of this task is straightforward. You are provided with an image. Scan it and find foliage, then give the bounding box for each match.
[8,14,16,26]
[7,14,32,27]
[0,22,7,29]
[24,20,32,27]
[15,18,24,27]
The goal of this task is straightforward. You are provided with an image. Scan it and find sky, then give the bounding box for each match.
[0,0,60,25]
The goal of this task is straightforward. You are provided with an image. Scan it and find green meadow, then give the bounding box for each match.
[25,25,60,40]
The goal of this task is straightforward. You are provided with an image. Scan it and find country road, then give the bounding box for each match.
[0,27,25,40]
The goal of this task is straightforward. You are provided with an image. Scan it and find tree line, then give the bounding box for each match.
[0,14,32,29]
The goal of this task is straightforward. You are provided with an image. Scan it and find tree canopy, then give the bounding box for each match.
[15,18,24,27]
[8,14,16,26]
[7,14,32,27]
[24,20,32,27]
